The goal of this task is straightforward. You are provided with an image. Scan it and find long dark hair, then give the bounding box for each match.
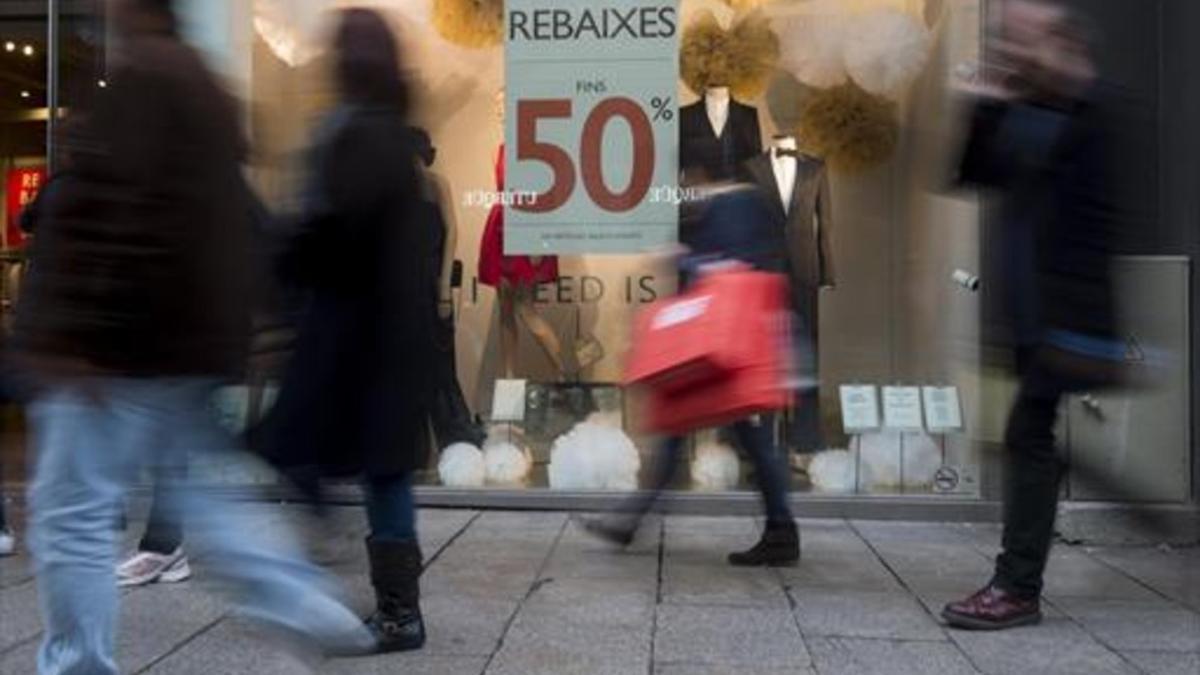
[333,8,411,115]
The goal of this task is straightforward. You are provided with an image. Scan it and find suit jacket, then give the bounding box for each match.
[679,97,762,180]
[742,152,836,295]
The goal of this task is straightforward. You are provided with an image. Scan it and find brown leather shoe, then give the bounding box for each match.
[942,585,1042,630]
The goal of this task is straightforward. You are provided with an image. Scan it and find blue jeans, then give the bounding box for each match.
[27,378,371,675]
[364,473,416,542]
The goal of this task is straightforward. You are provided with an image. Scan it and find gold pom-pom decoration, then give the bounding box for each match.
[796,83,898,173]
[727,10,781,100]
[722,0,773,11]
[681,10,780,100]
[431,0,504,49]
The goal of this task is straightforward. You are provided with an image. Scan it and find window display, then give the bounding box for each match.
[185,0,985,499]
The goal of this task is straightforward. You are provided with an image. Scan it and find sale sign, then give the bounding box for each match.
[505,1,679,254]
[5,166,46,249]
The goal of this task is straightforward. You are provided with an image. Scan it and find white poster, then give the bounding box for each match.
[839,385,880,432]
[922,386,964,432]
[882,386,924,431]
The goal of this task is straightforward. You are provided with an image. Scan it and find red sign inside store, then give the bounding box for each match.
[6,167,47,249]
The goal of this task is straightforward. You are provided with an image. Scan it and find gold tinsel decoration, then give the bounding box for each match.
[431,0,504,49]
[796,83,898,173]
[681,10,780,101]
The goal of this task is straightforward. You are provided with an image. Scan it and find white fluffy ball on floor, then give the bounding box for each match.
[691,443,740,491]
[548,420,641,491]
[483,441,533,487]
[808,449,856,493]
[438,443,485,488]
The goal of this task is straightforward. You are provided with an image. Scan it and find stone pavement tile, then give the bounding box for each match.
[895,569,991,595]
[867,542,995,578]
[1120,650,1200,675]
[664,531,760,566]
[420,594,520,657]
[662,560,790,608]
[0,580,42,652]
[777,551,901,592]
[655,664,814,674]
[851,520,978,546]
[1042,550,1163,601]
[422,564,538,602]
[1090,547,1200,609]
[949,616,1141,675]
[461,512,567,542]
[807,636,980,675]
[667,516,762,535]
[485,650,648,675]
[522,577,656,629]
[1050,597,1200,653]
[141,618,314,675]
[540,548,659,586]
[323,654,487,675]
[0,638,37,674]
[655,605,811,668]
[790,589,946,641]
[501,612,652,663]
[0,546,33,590]
[115,583,228,672]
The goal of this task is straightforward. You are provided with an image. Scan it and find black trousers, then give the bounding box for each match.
[138,454,188,555]
[992,364,1067,599]
[428,313,483,449]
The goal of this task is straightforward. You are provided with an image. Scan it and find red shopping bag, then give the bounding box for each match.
[629,270,793,435]
[625,266,778,393]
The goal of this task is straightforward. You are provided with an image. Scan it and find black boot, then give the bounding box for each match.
[365,538,426,653]
[728,520,800,567]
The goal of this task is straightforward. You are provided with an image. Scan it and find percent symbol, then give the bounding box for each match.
[649,96,674,122]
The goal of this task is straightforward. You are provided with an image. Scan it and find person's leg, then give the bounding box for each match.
[27,383,139,675]
[428,313,483,448]
[147,378,374,654]
[788,290,823,454]
[584,436,685,546]
[728,416,799,566]
[138,454,187,555]
[992,386,1065,598]
[942,375,1060,630]
[362,473,424,653]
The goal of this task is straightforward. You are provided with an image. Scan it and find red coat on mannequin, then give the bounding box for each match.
[477,145,559,287]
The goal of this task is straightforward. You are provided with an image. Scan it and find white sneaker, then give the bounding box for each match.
[117,547,192,587]
[0,528,15,557]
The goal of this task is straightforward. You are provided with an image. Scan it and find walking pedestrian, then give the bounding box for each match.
[261,8,436,653]
[942,0,1125,630]
[585,172,801,566]
[13,1,375,671]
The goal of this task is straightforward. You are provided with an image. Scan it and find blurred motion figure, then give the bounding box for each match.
[942,0,1126,631]
[12,1,375,672]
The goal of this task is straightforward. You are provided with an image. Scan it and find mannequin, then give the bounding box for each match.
[478,88,567,379]
[679,86,763,180]
[742,134,836,454]
[413,128,485,448]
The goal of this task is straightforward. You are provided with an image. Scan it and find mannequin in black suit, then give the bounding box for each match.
[679,86,763,180]
[741,136,836,454]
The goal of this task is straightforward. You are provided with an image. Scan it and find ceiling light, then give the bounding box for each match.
[20,91,30,99]
[98,79,107,88]
[4,42,14,52]
[23,45,34,57]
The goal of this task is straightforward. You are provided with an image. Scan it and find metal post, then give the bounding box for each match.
[46,0,60,173]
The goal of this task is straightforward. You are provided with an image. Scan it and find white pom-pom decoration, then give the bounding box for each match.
[548,422,642,491]
[843,9,933,99]
[809,449,857,493]
[483,441,533,486]
[777,11,849,89]
[691,443,741,491]
[438,443,485,488]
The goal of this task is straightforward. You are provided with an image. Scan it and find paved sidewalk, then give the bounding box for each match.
[2,507,1197,674]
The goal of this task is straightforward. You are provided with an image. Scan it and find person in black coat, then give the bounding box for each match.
[262,8,434,653]
[942,0,1125,631]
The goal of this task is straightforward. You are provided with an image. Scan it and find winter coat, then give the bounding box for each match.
[260,106,435,479]
[12,29,251,378]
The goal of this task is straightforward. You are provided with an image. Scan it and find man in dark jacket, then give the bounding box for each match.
[942,0,1124,631]
[15,2,373,671]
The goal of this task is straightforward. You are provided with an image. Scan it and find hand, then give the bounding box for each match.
[951,61,1017,101]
